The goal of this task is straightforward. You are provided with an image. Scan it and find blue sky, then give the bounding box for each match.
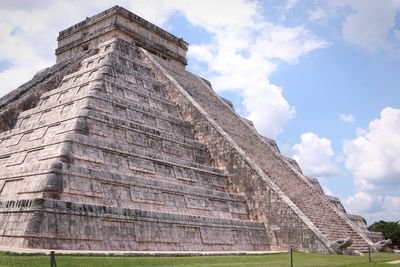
[0,0,399,224]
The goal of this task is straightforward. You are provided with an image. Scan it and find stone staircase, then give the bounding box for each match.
[151,54,373,252]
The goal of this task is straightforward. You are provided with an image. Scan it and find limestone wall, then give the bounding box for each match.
[0,198,268,250]
[0,38,274,251]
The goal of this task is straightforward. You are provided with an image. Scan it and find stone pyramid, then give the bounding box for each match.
[0,6,380,253]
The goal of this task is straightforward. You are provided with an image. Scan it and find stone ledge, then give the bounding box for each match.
[63,133,223,175]
[59,163,240,202]
[58,6,187,49]
[0,198,265,230]
[0,245,287,256]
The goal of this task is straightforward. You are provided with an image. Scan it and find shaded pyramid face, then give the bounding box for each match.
[0,6,376,252]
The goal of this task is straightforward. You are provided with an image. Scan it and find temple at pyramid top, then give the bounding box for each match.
[55,5,188,66]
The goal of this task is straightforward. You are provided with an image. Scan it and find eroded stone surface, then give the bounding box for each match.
[375,239,394,252]
[0,38,272,251]
[0,6,381,253]
[330,237,352,253]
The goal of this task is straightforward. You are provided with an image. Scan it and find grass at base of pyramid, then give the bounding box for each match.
[0,252,399,267]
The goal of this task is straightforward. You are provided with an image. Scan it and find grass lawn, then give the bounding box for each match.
[0,251,399,267]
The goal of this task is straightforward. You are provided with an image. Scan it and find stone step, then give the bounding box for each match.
[0,116,83,155]
[59,163,249,220]
[15,47,175,126]
[0,139,65,170]
[13,89,97,133]
[98,53,160,85]
[74,47,151,82]
[63,132,225,177]
[0,198,270,251]
[0,122,64,151]
[101,73,169,102]
[82,115,209,164]
[300,212,359,232]
[85,93,194,138]
[15,80,184,136]
[91,84,179,119]
[84,113,205,150]
[2,101,199,160]
[0,130,222,188]
[27,73,177,122]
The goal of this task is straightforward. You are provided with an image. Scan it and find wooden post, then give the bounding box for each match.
[50,251,56,267]
[290,247,294,267]
[368,246,372,262]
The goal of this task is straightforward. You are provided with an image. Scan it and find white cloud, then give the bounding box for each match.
[395,30,400,41]
[0,8,55,94]
[344,192,400,224]
[344,107,400,191]
[383,196,400,220]
[284,0,299,11]
[244,83,296,138]
[290,132,338,178]
[188,3,326,137]
[344,191,377,214]
[343,107,400,222]
[339,113,354,122]
[170,0,258,32]
[308,7,327,21]
[251,25,326,63]
[330,0,400,53]
[0,1,112,95]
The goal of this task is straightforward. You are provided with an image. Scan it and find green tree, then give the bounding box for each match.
[369,220,400,246]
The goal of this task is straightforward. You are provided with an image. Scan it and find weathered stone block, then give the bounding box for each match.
[0,6,379,254]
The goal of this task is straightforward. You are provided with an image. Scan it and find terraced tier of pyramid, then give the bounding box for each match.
[0,6,380,253]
